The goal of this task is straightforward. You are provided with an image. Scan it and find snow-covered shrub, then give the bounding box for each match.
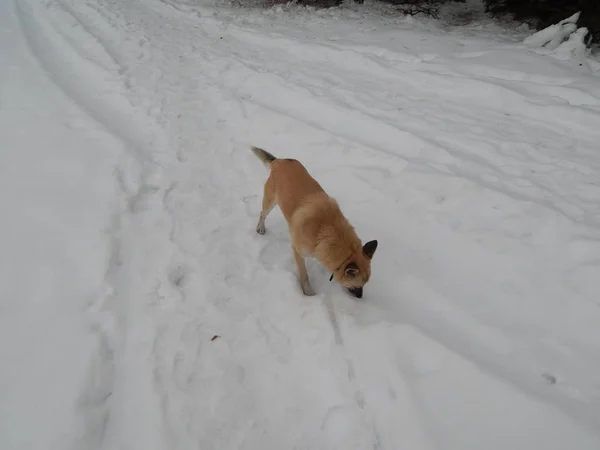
[230,0,346,8]
[483,0,600,46]
[231,0,464,13]
[378,0,466,20]
[523,12,580,50]
[523,13,591,68]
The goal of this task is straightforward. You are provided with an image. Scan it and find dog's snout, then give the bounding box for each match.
[348,287,363,298]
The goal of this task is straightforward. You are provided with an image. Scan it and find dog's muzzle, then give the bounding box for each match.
[347,287,363,299]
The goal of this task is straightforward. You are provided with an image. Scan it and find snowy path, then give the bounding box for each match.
[3,0,600,448]
[0,0,124,448]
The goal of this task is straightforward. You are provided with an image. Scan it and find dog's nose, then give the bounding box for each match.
[348,287,363,298]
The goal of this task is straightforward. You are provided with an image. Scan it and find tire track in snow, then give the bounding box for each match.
[16,0,166,166]
[44,0,120,71]
[323,295,383,450]
[16,0,177,448]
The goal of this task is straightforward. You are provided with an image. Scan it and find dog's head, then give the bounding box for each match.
[335,240,378,299]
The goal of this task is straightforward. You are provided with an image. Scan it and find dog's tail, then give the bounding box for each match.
[251,146,276,170]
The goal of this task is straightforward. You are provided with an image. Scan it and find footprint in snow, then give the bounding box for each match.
[168,264,189,289]
[542,372,558,385]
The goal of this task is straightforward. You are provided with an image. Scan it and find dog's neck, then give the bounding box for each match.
[315,228,360,277]
[328,251,354,281]
[308,197,361,277]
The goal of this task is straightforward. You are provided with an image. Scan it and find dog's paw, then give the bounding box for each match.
[302,282,316,296]
[256,225,266,235]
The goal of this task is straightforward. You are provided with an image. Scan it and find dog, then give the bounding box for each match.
[251,146,378,298]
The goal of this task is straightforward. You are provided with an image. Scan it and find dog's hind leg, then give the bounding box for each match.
[292,246,315,296]
[256,177,276,235]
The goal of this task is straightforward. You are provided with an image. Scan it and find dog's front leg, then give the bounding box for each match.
[293,247,315,296]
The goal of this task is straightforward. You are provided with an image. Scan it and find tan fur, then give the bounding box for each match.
[251,146,378,297]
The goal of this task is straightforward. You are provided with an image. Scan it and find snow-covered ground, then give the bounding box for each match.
[2,0,600,448]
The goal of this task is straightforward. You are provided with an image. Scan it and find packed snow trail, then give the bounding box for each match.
[0,0,127,448]
[5,0,600,448]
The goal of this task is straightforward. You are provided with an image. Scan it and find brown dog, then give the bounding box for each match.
[251,146,378,298]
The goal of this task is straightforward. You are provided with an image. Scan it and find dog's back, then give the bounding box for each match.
[269,158,325,223]
[251,146,325,221]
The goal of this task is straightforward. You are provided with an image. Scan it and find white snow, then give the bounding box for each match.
[1,0,600,449]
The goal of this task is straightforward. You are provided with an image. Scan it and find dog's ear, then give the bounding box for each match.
[363,240,378,259]
[345,262,359,277]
